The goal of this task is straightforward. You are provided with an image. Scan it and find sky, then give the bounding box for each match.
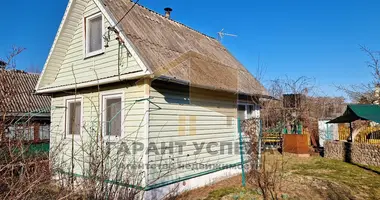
[1,0,379,99]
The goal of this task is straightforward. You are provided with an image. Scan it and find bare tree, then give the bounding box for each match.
[0,47,57,199]
[333,46,380,141]
[260,76,315,135]
[0,47,178,200]
[337,45,380,104]
[242,76,333,199]
[254,54,267,82]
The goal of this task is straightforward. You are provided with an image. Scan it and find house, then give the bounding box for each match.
[35,0,268,198]
[0,69,50,142]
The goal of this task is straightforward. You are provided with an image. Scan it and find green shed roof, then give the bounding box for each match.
[328,104,380,123]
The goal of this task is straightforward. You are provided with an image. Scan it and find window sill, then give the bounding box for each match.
[84,50,105,59]
[64,135,81,141]
[104,136,121,142]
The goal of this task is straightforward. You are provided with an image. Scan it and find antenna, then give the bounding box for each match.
[217,28,237,42]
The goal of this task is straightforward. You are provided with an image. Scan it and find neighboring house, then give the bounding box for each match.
[35,0,268,198]
[0,69,51,142]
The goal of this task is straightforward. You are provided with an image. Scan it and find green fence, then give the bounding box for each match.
[28,142,49,154]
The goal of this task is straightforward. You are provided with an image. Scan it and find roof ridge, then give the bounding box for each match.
[130,0,218,42]
[1,68,27,74]
[4,69,40,76]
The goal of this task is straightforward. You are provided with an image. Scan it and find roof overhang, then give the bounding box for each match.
[156,75,273,99]
[35,71,149,94]
[327,104,380,124]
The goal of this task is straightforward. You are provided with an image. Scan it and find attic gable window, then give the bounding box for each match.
[85,13,104,57]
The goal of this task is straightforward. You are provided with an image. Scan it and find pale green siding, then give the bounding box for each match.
[147,80,241,183]
[43,0,259,189]
[38,0,87,88]
[49,79,254,186]
[40,0,142,89]
[50,82,147,180]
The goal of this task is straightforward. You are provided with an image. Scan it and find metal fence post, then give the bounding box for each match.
[257,119,263,169]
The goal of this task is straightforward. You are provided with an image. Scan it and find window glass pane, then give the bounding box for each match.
[238,105,246,120]
[106,98,122,136]
[68,102,81,135]
[39,125,50,140]
[247,105,253,119]
[88,15,102,53]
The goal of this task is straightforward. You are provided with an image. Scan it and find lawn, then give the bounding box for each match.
[176,153,380,200]
[3,152,378,199]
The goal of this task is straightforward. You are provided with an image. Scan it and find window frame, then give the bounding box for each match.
[237,104,247,121]
[65,97,83,139]
[236,102,260,137]
[237,103,259,120]
[101,92,124,141]
[84,12,105,58]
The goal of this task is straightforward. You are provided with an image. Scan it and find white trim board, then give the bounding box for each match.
[36,71,147,94]
[35,0,75,91]
[142,78,150,187]
[144,167,241,200]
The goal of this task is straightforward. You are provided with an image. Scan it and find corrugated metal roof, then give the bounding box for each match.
[328,104,380,124]
[102,0,269,96]
[0,70,51,114]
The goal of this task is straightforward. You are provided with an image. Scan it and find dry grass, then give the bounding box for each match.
[176,153,380,200]
[3,153,379,199]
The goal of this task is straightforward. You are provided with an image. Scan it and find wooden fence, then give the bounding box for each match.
[338,125,380,144]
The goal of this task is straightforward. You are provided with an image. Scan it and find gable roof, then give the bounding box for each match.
[100,0,268,96]
[0,70,51,114]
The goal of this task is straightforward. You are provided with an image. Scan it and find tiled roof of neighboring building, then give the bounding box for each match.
[102,0,269,96]
[0,70,50,114]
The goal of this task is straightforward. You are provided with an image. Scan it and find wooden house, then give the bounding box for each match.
[35,0,268,198]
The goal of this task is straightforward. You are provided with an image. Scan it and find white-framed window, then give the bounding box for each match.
[102,93,124,140]
[65,98,83,138]
[84,12,104,58]
[237,104,258,120]
[236,103,260,137]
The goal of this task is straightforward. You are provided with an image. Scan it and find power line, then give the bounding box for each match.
[113,0,140,28]
[105,0,140,45]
